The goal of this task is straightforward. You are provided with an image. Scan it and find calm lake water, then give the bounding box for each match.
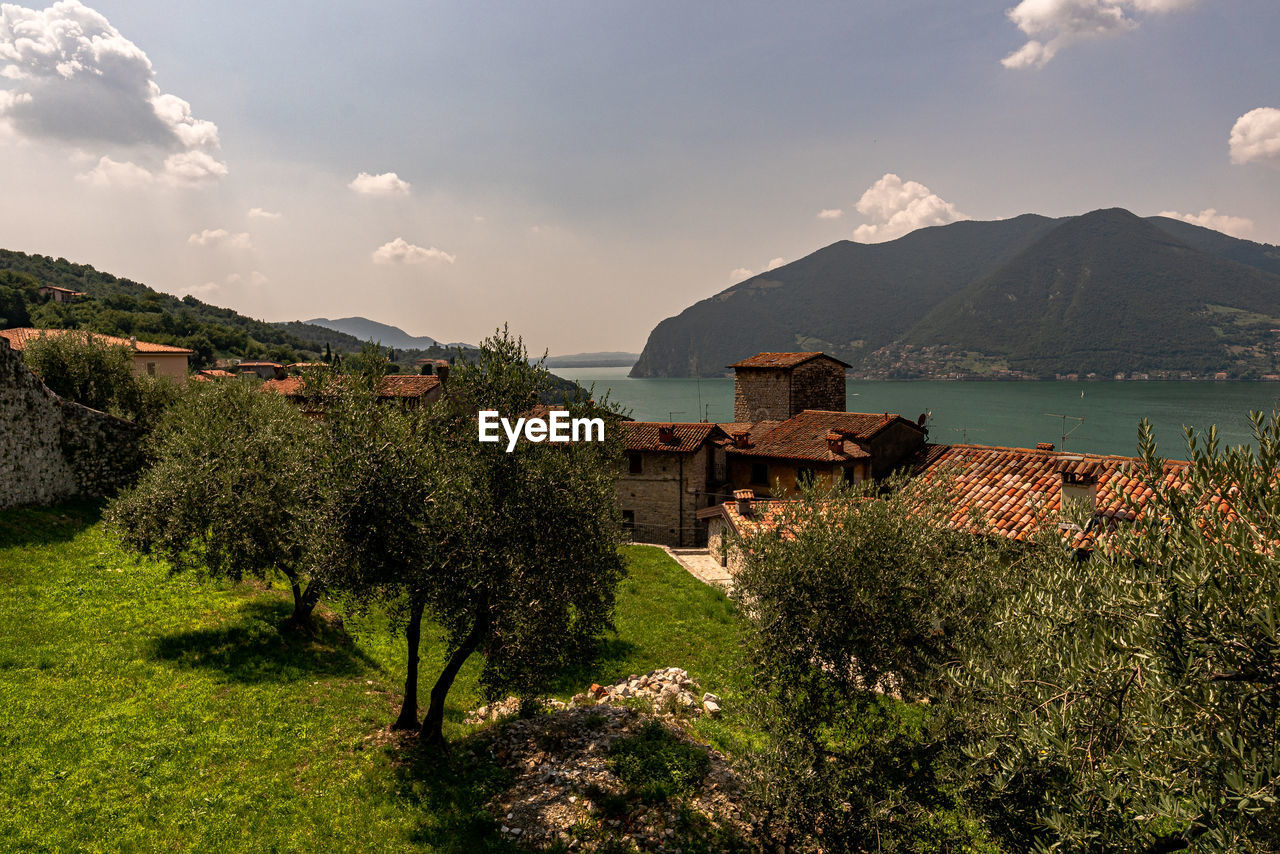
[554,367,1280,458]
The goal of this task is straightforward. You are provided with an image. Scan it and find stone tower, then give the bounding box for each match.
[730,352,850,422]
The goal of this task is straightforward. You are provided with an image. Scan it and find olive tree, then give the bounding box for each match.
[730,479,1014,852]
[956,416,1280,853]
[106,378,323,630]
[412,327,626,747]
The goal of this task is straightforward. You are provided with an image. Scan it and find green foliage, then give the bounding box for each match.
[956,415,1280,852]
[609,720,711,802]
[105,378,321,626]
[731,479,1014,852]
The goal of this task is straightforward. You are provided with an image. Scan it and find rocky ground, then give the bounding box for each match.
[462,668,762,852]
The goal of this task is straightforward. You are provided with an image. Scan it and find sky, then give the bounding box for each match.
[1,1,1278,354]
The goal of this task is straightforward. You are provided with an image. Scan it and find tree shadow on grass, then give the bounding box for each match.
[542,635,639,697]
[150,598,378,684]
[389,732,521,853]
[0,500,102,548]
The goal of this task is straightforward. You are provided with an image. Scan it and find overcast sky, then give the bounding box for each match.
[1,1,1278,353]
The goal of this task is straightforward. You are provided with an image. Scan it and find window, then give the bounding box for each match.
[146,362,156,376]
[750,462,768,485]
[621,510,635,529]
[628,453,642,475]
[844,465,861,485]
[796,467,816,486]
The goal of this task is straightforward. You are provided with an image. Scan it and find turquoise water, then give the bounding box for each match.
[554,367,1280,458]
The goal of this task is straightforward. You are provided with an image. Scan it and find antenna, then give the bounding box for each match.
[696,379,703,422]
[1044,413,1085,449]
[949,425,977,443]
[668,410,686,422]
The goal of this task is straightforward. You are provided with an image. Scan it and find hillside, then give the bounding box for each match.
[630,209,1280,378]
[0,249,365,368]
[302,316,440,350]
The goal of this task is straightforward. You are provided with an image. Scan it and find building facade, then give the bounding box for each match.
[617,422,729,547]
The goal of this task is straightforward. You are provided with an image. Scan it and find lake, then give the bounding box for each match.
[553,367,1280,458]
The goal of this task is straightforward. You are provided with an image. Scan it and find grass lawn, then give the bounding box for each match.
[0,504,744,853]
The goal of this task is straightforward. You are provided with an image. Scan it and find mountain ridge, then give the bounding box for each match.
[630,209,1280,379]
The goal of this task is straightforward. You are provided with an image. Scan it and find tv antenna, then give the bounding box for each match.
[1044,413,1085,449]
[668,410,686,422]
[949,425,978,443]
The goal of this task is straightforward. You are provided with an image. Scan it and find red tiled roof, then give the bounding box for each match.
[237,361,284,368]
[914,443,1191,543]
[622,422,724,454]
[262,374,441,400]
[38,285,85,295]
[728,352,852,370]
[0,327,193,355]
[727,410,922,462]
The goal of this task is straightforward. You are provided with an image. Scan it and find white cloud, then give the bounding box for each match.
[0,1,226,180]
[371,238,455,265]
[349,171,411,195]
[77,155,154,188]
[1156,208,1255,239]
[188,228,252,250]
[730,267,754,281]
[248,207,282,220]
[764,257,785,271]
[817,208,844,219]
[178,270,267,298]
[1229,108,1280,167]
[176,281,221,298]
[852,173,969,243]
[1001,0,1199,69]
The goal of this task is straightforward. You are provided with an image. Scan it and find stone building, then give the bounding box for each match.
[729,351,850,421]
[723,410,927,498]
[617,422,729,547]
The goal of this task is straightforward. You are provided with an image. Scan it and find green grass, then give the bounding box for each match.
[0,506,745,852]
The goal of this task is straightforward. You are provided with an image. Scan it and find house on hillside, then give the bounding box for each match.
[261,374,443,412]
[236,361,285,380]
[0,328,192,380]
[37,285,86,303]
[617,421,730,547]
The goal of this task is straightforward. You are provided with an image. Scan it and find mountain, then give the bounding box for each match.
[304,316,440,350]
[0,248,362,367]
[545,351,640,368]
[630,209,1280,379]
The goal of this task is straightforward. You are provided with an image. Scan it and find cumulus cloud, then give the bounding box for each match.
[177,270,267,298]
[1001,0,1199,69]
[349,171,411,196]
[77,154,154,188]
[764,257,785,271]
[817,208,844,219]
[852,173,969,243]
[1156,208,1255,239]
[729,267,754,282]
[1229,108,1280,167]
[248,207,282,220]
[371,238,455,265]
[0,1,226,183]
[188,228,252,250]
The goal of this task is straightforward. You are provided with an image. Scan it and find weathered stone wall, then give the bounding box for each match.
[616,446,716,547]
[790,359,846,413]
[0,340,144,509]
[733,357,847,421]
[733,369,790,421]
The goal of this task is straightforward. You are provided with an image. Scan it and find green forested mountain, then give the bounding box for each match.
[0,249,365,368]
[630,209,1280,378]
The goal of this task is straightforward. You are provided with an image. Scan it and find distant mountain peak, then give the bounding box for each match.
[304,316,439,350]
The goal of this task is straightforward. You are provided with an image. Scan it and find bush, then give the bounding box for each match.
[609,720,710,803]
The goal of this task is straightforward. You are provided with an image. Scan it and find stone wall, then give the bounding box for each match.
[732,357,847,421]
[616,445,719,547]
[867,420,926,479]
[0,340,144,509]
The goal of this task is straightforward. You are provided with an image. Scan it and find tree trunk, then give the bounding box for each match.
[421,604,489,749]
[284,578,321,632]
[393,596,426,730]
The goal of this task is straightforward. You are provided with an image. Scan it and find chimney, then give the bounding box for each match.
[731,431,751,449]
[734,488,755,517]
[1036,442,1055,451]
[129,335,138,350]
[1058,458,1099,517]
[826,431,844,454]
[436,363,449,386]
[657,425,676,444]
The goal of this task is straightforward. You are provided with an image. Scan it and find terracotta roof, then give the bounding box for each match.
[38,285,85,295]
[697,495,797,537]
[914,443,1191,543]
[622,422,725,454]
[262,374,441,400]
[727,410,922,462]
[728,352,852,370]
[237,361,284,368]
[0,327,193,355]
